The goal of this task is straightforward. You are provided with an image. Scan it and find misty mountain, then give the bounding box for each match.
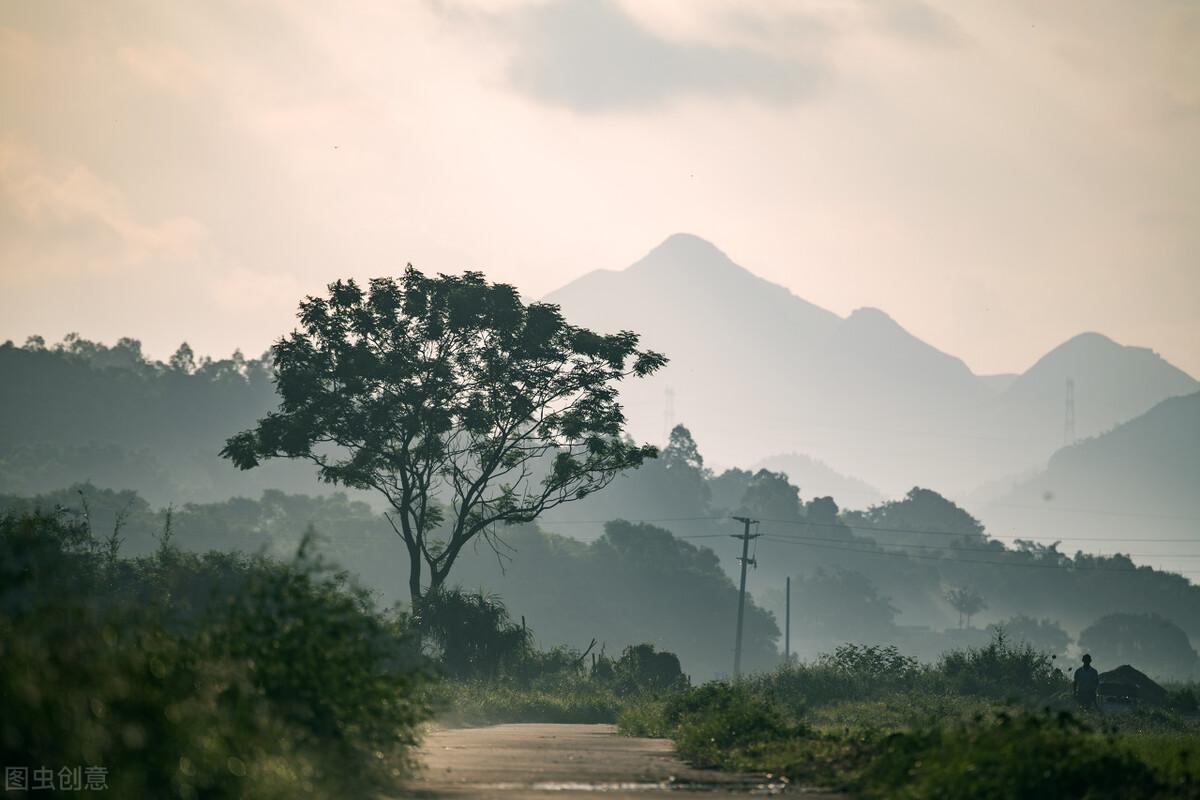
[982,391,1200,576]
[750,452,883,510]
[990,331,1198,443]
[545,233,1197,495]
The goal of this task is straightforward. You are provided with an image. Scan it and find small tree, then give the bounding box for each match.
[222,268,666,602]
[945,586,987,629]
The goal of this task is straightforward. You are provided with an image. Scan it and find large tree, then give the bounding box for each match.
[222,268,666,602]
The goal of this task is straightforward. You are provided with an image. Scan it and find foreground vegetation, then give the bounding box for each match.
[7,504,1198,798]
[1,511,431,798]
[618,642,1200,798]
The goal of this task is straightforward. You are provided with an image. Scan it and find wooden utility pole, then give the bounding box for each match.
[731,516,760,680]
[784,575,791,667]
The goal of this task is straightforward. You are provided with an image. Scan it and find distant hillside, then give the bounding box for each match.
[982,392,1200,576]
[0,339,335,504]
[546,233,1197,495]
[751,452,884,510]
[974,333,1200,482]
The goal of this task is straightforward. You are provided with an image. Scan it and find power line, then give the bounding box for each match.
[986,503,1200,523]
[540,515,723,525]
[760,535,1200,575]
[731,516,760,680]
[756,517,1200,544]
[760,531,1200,558]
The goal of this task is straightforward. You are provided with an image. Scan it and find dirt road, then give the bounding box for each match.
[403,723,840,798]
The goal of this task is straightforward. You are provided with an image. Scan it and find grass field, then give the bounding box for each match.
[614,642,1200,798]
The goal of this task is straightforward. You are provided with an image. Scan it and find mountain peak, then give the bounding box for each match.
[846,307,899,328]
[1054,331,1120,353]
[628,233,743,277]
[650,232,727,259]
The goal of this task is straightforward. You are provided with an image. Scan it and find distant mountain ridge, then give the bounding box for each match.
[981,391,1200,576]
[545,233,1197,495]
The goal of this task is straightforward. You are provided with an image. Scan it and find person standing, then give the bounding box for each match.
[1073,654,1099,710]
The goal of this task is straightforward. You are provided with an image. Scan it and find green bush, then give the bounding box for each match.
[0,511,432,799]
[860,711,1166,800]
[937,630,1067,699]
[749,644,922,717]
[658,682,808,767]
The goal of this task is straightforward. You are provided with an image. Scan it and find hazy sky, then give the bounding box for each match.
[2,0,1198,376]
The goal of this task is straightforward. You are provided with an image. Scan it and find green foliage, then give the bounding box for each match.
[415,587,531,679]
[860,711,1166,800]
[0,511,431,799]
[747,645,921,719]
[938,630,1066,699]
[223,268,666,602]
[428,678,623,727]
[661,682,805,767]
[607,643,689,693]
[623,641,1198,799]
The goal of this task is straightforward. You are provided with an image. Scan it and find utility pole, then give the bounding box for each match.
[784,575,791,667]
[731,516,760,680]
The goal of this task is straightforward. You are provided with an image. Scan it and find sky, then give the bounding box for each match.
[2,0,1198,377]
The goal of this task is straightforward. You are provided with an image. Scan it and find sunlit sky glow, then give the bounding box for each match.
[2,0,1197,376]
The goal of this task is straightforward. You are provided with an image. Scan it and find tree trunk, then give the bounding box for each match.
[407,541,423,605]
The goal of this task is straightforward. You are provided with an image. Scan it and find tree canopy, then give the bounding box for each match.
[222,268,666,601]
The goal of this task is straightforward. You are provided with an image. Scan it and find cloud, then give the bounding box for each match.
[0,140,208,279]
[493,0,827,112]
[877,0,962,44]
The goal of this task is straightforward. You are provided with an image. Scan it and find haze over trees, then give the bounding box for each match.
[984,391,1200,577]
[1079,613,1199,681]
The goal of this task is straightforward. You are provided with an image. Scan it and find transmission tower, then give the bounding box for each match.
[1064,378,1076,446]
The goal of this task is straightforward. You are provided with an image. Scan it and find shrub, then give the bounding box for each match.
[610,643,689,693]
[745,644,922,717]
[937,630,1066,699]
[860,711,1165,800]
[0,511,431,799]
[660,682,806,767]
[414,587,529,679]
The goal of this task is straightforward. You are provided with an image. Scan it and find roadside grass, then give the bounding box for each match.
[427,677,625,726]
[615,642,1200,799]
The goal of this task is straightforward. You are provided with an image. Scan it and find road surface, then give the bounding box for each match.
[404,722,841,798]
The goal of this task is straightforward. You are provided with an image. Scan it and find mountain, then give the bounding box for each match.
[750,453,884,511]
[992,332,1197,441]
[546,233,1197,495]
[982,392,1200,576]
